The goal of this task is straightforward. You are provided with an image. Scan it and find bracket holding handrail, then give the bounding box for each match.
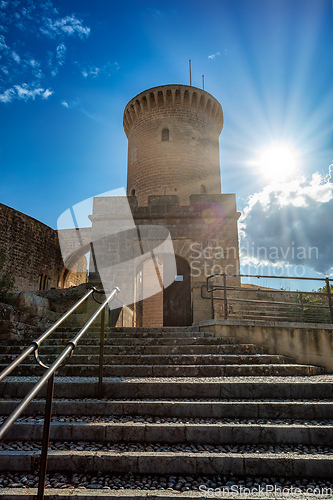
[0,287,99,383]
[0,285,120,500]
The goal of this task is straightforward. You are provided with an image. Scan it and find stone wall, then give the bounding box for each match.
[0,204,88,291]
[200,319,333,373]
[89,194,241,326]
[0,203,64,291]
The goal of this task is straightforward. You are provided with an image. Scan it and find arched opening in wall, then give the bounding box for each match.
[199,95,205,111]
[201,184,207,194]
[162,128,169,142]
[59,245,90,288]
[135,99,142,116]
[166,89,172,103]
[149,92,156,109]
[163,255,191,326]
[157,91,164,107]
[131,188,136,196]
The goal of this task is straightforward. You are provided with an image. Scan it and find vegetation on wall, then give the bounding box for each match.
[282,286,332,324]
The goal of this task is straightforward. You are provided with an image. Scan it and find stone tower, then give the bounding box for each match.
[88,83,240,327]
[124,85,223,205]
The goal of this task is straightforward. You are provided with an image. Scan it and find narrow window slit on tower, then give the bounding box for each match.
[39,273,48,290]
[162,128,169,141]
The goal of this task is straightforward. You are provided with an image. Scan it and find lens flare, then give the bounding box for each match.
[256,145,298,182]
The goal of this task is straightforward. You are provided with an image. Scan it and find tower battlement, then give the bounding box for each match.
[124,85,224,206]
[123,84,223,137]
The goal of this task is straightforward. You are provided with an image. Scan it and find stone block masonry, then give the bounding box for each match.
[0,203,64,291]
[0,203,87,291]
[124,85,223,206]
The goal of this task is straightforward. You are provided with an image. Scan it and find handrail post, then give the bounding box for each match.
[223,272,228,320]
[37,372,55,500]
[299,292,304,321]
[325,277,333,324]
[98,308,106,399]
[211,290,215,320]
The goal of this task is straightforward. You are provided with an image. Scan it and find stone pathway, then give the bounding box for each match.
[0,326,332,498]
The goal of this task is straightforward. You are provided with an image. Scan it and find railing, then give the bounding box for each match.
[201,273,333,324]
[0,285,120,500]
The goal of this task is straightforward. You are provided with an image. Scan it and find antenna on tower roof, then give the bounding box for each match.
[189,59,192,86]
[202,75,204,90]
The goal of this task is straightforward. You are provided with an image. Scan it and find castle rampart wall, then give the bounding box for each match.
[0,203,64,291]
[0,204,88,291]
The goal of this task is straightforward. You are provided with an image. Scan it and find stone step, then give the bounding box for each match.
[0,486,306,500]
[0,448,331,477]
[3,343,263,356]
[1,399,333,419]
[20,330,211,341]
[1,475,332,499]
[1,377,332,400]
[97,327,198,333]
[0,363,323,378]
[0,354,291,366]
[0,489,280,500]
[4,336,242,347]
[2,420,333,446]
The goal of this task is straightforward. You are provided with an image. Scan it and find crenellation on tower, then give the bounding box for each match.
[124,84,224,206]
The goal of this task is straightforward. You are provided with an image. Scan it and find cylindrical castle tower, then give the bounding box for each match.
[123,84,223,205]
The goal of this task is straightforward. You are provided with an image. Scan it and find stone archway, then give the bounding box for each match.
[59,245,89,288]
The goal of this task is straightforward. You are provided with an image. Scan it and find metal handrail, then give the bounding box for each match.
[0,285,120,499]
[202,273,333,323]
[0,287,96,383]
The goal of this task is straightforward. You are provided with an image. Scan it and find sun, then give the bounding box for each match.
[255,145,298,183]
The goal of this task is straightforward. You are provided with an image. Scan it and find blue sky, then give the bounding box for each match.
[1,0,333,286]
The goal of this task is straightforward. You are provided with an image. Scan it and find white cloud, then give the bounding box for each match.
[0,35,8,51]
[208,52,220,60]
[56,42,66,61]
[0,1,91,103]
[147,8,165,18]
[49,42,66,76]
[42,88,53,99]
[81,65,100,78]
[79,61,119,79]
[40,14,90,39]
[29,58,39,68]
[0,83,53,103]
[240,171,333,274]
[11,51,20,63]
[0,87,15,103]
[60,98,80,109]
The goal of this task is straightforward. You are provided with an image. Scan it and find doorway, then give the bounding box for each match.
[163,255,191,326]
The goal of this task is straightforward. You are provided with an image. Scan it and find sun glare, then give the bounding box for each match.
[255,145,298,183]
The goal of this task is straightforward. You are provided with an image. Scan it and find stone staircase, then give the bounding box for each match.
[0,325,333,498]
